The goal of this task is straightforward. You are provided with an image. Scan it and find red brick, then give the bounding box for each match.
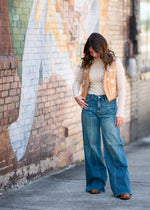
[0,98,4,105]
[4,97,12,104]
[1,90,8,97]
[9,89,17,96]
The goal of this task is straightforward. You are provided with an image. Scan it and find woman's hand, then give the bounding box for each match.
[115,117,124,128]
[75,95,88,109]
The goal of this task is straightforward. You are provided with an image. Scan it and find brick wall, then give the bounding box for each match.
[0,56,20,177]
[102,0,131,144]
[1,0,148,191]
[136,0,150,139]
[137,75,150,138]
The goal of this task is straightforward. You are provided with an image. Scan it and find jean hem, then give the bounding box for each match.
[114,192,132,197]
[86,187,105,193]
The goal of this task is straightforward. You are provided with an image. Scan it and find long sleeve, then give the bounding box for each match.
[72,65,83,98]
[116,58,126,118]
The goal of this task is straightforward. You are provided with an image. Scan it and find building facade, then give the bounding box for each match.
[0,0,150,191]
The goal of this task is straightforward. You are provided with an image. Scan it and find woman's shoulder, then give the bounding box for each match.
[114,57,123,63]
[113,57,124,68]
[113,57,125,75]
[113,56,120,63]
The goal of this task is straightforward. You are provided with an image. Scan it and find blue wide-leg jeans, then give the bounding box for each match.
[81,94,131,196]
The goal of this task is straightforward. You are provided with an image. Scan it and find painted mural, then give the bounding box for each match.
[0,0,13,55]
[0,0,125,190]
[7,0,102,161]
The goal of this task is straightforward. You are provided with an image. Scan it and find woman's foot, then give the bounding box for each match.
[119,194,131,200]
[89,189,100,194]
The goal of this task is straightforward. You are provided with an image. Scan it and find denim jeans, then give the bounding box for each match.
[81,94,131,196]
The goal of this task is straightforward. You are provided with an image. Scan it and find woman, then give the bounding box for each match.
[72,33,132,200]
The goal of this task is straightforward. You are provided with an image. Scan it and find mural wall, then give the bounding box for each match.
[8,0,101,162]
[0,0,130,190]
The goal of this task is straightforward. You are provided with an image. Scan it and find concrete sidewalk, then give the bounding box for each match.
[0,136,150,210]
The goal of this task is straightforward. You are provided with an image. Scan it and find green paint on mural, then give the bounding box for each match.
[8,0,33,83]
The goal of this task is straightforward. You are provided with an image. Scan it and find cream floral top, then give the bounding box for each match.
[72,58,126,117]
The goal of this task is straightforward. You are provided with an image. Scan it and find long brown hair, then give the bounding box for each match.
[81,33,116,69]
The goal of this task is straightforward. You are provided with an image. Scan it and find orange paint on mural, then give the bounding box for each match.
[34,0,92,70]
[35,0,46,22]
[46,0,67,52]
[99,0,110,34]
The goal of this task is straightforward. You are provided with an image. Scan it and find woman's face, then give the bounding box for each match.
[89,46,100,59]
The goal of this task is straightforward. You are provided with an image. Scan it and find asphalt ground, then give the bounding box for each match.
[0,136,150,210]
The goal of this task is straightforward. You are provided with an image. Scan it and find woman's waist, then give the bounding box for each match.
[88,86,105,96]
[86,94,106,101]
